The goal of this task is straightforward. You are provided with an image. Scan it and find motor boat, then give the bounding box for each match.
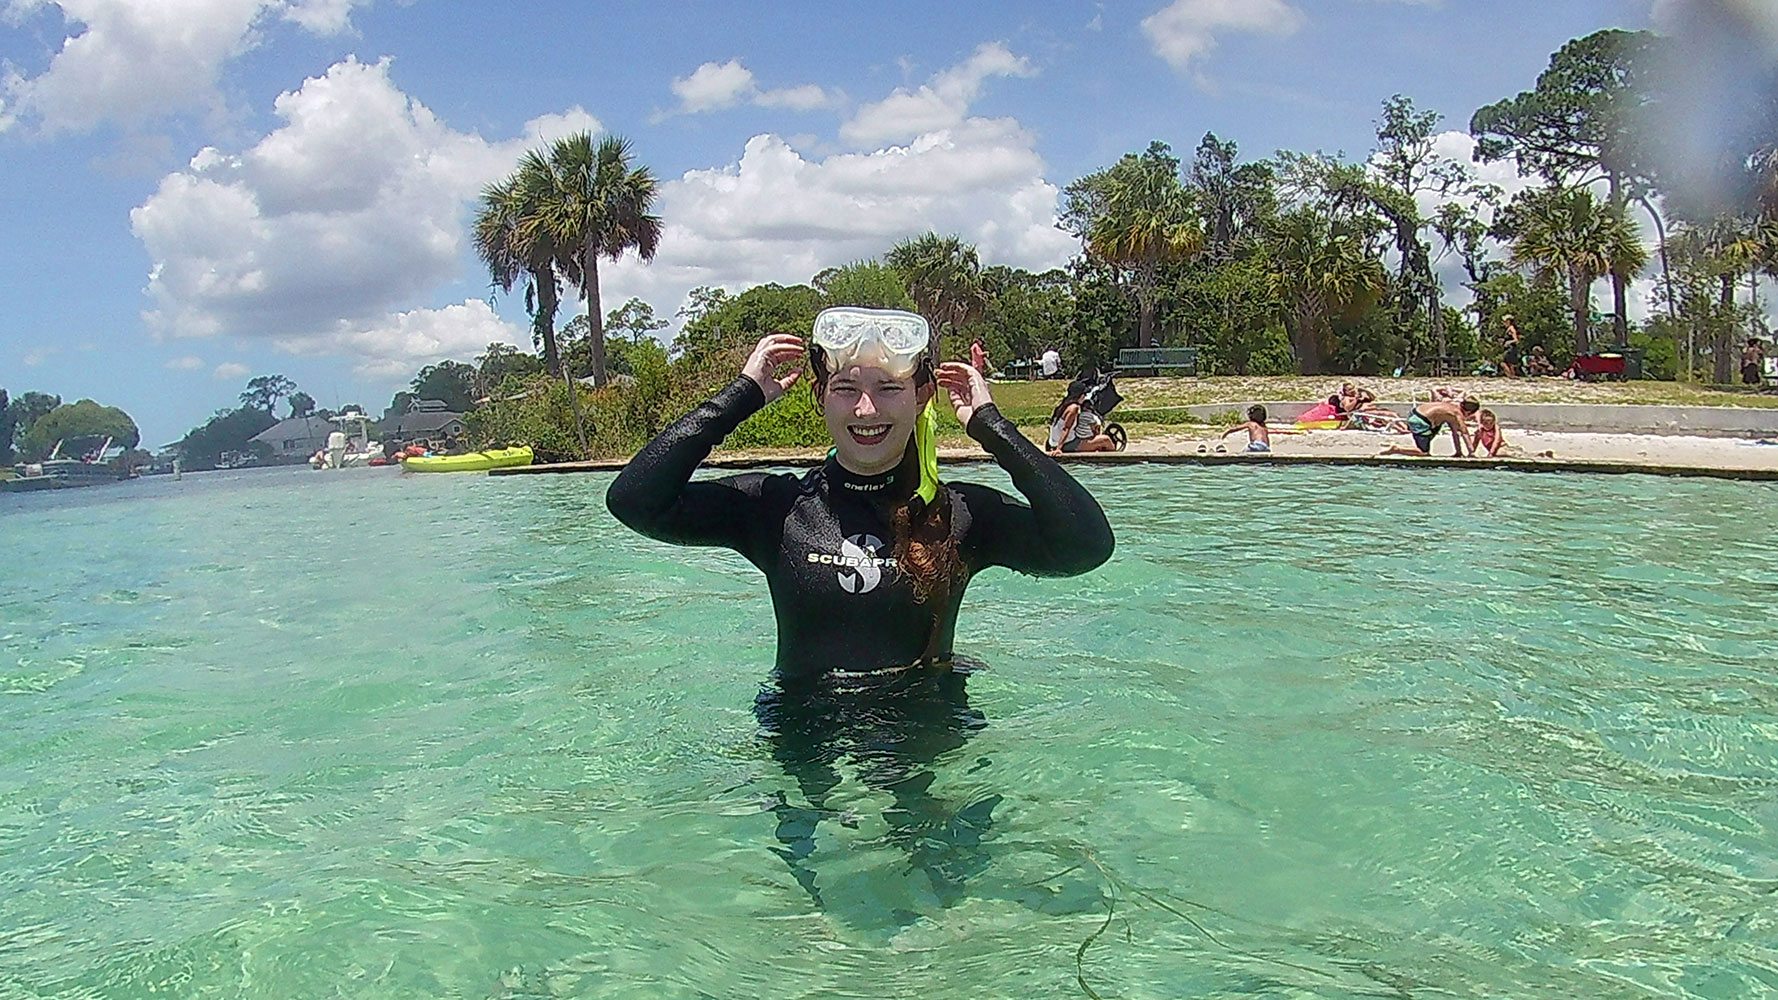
[309,411,385,469]
[4,436,134,491]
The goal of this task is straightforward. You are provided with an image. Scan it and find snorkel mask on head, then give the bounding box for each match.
[809,307,941,505]
[810,307,932,380]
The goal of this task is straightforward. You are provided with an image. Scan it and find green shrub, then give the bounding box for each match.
[723,380,828,449]
[1247,332,1298,376]
[1631,325,1679,381]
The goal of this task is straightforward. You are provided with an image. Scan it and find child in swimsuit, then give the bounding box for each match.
[1220,404,1272,453]
[1472,408,1554,458]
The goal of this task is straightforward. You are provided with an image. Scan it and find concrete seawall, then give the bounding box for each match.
[1183,402,1778,438]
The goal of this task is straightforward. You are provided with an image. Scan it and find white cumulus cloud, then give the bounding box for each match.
[282,299,520,379]
[213,361,250,379]
[841,42,1034,146]
[0,0,376,134]
[1140,0,1304,79]
[164,355,206,369]
[665,59,838,116]
[129,56,556,375]
[596,118,1076,331]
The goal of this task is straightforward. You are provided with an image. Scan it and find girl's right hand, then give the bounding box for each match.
[742,334,805,403]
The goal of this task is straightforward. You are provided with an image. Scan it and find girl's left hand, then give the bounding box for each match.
[936,362,994,427]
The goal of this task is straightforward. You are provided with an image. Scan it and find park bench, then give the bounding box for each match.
[1116,347,1198,377]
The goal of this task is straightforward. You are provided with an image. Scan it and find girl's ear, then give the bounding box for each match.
[917,381,935,406]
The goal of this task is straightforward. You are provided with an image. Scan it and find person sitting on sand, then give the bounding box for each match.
[1379,396,1478,457]
[1471,408,1555,459]
[1046,383,1119,455]
[1526,345,1556,377]
[1348,387,1395,416]
[1220,405,1272,453]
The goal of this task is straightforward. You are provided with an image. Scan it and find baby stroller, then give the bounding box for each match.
[1073,368,1127,451]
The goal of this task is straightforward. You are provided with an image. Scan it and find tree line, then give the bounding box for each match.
[0,389,140,467]
[173,24,1778,466]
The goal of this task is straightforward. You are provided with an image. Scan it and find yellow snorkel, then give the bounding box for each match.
[914,397,940,505]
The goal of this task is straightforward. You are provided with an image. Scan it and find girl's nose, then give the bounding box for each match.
[853,392,879,418]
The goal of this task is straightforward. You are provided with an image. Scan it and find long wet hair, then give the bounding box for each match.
[809,345,962,605]
[1050,377,1091,424]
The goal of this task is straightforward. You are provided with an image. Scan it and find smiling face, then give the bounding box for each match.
[820,364,931,475]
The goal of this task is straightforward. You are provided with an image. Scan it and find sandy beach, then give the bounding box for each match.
[1124,424,1778,471]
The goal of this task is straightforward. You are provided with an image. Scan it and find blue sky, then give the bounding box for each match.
[1,0,1667,447]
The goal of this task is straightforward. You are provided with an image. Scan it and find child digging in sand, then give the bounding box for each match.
[1220,405,1272,453]
[1472,408,1554,458]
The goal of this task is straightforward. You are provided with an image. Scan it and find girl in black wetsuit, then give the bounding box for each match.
[605,309,1114,679]
[606,308,1113,909]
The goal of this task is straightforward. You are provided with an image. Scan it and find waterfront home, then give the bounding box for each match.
[384,399,466,450]
[251,416,335,463]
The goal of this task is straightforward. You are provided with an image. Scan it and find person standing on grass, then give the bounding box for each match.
[970,337,989,376]
[1501,315,1524,377]
[1743,338,1766,385]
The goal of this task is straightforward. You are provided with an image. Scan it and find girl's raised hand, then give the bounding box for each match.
[935,362,994,428]
[741,334,806,403]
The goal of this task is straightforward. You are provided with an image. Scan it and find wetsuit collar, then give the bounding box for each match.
[824,440,919,502]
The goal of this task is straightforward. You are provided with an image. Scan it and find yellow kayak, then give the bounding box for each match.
[400,446,534,473]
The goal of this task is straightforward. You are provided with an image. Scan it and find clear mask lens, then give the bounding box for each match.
[811,307,930,379]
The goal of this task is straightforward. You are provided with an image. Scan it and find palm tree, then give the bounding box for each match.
[472,174,570,375]
[1505,186,1648,355]
[1671,215,1769,382]
[1263,209,1386,374]
[885,233,987,356]
[523,133,662,387]
[1084,164,1204,349]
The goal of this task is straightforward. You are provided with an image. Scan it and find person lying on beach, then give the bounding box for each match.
[1378,396,1478,457]
[607,309,1114,679]
[1345,409,1409,434]
[1471,408,1554,459]
[1220,405,1272,453]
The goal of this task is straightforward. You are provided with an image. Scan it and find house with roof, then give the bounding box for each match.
[250,416,334,463]
[383,399,466,448]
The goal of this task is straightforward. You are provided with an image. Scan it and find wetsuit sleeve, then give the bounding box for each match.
[957,403,1114,576]
[605,376,772,553]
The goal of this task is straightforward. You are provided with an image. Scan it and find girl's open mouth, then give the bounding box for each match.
[849,424,891,445]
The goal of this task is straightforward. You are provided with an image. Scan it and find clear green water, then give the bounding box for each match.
[3,464,1776,999]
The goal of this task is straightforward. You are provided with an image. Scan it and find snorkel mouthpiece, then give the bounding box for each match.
[811,307,931,380]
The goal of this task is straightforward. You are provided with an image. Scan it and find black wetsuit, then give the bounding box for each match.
[605,376,1115,679]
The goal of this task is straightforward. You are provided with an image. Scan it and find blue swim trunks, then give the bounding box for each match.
[1246,440,1270,453]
